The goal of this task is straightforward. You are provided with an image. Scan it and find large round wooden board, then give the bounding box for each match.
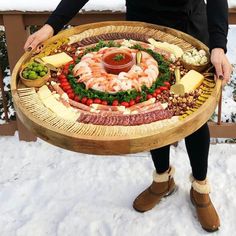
[11,21,221,155]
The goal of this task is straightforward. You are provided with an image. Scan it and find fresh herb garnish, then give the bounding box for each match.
[113,54,125,61]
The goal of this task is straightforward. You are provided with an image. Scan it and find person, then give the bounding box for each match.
[24,0,232,232]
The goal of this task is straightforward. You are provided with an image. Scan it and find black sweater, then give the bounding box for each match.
[45,0,228,52]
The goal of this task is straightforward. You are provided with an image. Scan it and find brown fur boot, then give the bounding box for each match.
[133,166,177,212]
[190,175,220,232]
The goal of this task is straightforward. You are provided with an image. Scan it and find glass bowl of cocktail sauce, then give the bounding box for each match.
[102,49,135,74]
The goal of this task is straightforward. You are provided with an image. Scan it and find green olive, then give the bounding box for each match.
[32,62,38,67]
[22,71,29,79]
[43,67,48,73]
[36,65,44,72]
[27,64,33,70]
[28,71,38,80]
[40,71,46,77]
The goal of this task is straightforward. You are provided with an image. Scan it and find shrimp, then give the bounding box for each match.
[131,79,142,91]
[146,59,158,67]
[73,66,92,77]
[86,77,106,89]
[77,74,91,83]
[120,79,132,91]
[106,79,121,92]
[92,83,106,92]
[138,76,151,88]
[127,70,139,80]
[148,64,159,75]
[118,72,128,80]
[73,61,89,76]
[145,68,157,81]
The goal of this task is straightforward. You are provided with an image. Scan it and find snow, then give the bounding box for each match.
[0,0,235,12]
[0,135,235,236]
[229,0,236,8]
[0,0,126,12]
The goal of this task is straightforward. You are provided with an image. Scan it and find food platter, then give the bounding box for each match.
[11,21,221,155]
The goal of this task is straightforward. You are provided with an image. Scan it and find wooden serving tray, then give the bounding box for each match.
[11,21,221,155]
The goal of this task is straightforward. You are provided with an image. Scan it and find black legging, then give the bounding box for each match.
[126,0,210,181]
[150,123,210,180]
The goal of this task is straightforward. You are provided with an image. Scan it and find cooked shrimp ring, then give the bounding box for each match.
[73,46,159,93]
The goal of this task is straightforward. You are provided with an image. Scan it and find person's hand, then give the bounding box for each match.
[24,24,54,51]
[210,48,232,85]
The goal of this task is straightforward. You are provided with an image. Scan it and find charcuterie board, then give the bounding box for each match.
[11,21,221,155]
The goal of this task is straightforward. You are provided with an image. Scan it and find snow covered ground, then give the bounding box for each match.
[0,135,236,236]
[0,0,236,12]
[0,0,126,12]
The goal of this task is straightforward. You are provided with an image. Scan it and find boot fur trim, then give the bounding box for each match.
[153,166,175,183]
[190,175,211,194]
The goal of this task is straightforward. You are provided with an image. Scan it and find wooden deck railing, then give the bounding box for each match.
[0,9,236,141]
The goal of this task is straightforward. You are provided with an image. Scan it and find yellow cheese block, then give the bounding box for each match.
[179,70,204,93]
[42,52,73,67]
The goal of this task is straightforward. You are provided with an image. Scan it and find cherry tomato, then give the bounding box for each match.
[93,98,101,104]
[66,89,73,94]
[74,96,80,102]
[112,100,119,106]
[60,78,68,83]
[58,74,67,80]
[135,96,141,103]
[164,81,171,88]
[68,92,75,99]
[121,101,129,107]
[68,60,74,65]
[160,86,168,91]
[60,82,70,88]
[101,100,108,105]
[63,69,69,75]
[63,85,71,91]
[147,94,153,100]
[155,88,161,94]
[86,98,93,106]
[129,100,135,106]
[152,92,157,97]
[81,97,88,104]
[64,64,70,70]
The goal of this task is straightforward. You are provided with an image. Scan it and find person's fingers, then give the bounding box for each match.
[35,44,44,54]
[27,37,41,51]
[213,61,223,79]
[222,62,232,84]
[24,34,35,51]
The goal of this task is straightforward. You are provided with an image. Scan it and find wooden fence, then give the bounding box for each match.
[0,9,236,141]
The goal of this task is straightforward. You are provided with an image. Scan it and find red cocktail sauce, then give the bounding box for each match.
[102,50,134,74]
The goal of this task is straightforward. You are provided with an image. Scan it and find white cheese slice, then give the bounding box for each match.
[42,52,73,67]
[41,95,79,122]
[37,85,52,100]
[148,38,184,58]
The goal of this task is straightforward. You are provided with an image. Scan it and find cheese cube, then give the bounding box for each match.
[42,52,73,67]
[180,70,204,93]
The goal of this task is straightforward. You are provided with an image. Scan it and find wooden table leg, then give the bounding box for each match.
[16,115,37,141]
[3,14,27,72]
[3,14,37,141]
